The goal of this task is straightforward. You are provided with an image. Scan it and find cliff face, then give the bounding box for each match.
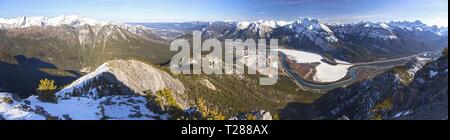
[398,57,448,120]
[57,59,188,108]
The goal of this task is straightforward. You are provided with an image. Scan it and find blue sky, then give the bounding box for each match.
[0,0,447,26]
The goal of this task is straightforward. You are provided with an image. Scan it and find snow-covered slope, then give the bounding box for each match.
[221,20,292,39]
[283,18,338,50]
[235,20,291,29]
[0,59,186,120]
[0,92,168,120]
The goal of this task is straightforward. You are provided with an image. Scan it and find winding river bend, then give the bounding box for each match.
[280,51,442,92]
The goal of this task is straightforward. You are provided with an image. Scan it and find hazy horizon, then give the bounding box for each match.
[0,0,448,26]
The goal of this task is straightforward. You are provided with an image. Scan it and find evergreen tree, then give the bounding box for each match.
[37,79,57,103]
[196,98,225,120]
[443,47,448,58]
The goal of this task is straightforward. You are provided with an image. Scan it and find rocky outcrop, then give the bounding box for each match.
[57,59,188,109]
[230,110,273,120]
[200,79,216,91]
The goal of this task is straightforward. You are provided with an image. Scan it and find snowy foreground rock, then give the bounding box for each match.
[0,59,185,120]
[0,92,168,120]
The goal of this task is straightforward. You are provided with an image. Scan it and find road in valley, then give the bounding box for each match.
[280,51,442,92]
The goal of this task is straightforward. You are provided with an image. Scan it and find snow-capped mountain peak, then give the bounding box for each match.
[0,15,109,28]
[46,15,107,27]
[235,20,291,30]
[285,17,338,49]
[288,17,334,34]
[388,20,448,36]
[0,15,156,38]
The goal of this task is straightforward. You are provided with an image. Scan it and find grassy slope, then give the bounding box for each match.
[175,73,323,117]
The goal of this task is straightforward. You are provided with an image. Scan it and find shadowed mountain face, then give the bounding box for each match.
[0,52,79,97]
[0,52,33,96]
[0,24,174,72]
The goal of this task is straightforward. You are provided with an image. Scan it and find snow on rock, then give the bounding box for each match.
[393,110,413,118]
[0,15,151,36]
[406,57,427,77]
[1,59,189,120]
[278,49,353,82]
[286,18,339,50]
[0,15,107,28]
[26,96,101,120]
[236,20,292,30]
[429,70,438,78]
[56,62,110,98]
[230,20,291,39]
[99,96,170,120]
[1,92,166,120]
[333,21,398,40]
[389,20,448,36]
[230,110,273,120]
[0,93,44,120]
[237,21,252,30]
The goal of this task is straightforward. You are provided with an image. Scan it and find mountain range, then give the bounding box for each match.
[175,18,448,62]
[0,15,448,120]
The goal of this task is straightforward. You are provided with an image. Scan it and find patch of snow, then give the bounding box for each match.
[0,93,44,120]
[27,96,101,120]
[277,49,353,82]
[393,110,413,118]
[57,62,110,97]
[379,23,390,29]
[2,92,166,120]
[98,96,168,120]
[237,21,251,29]
[429,70,438,78]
